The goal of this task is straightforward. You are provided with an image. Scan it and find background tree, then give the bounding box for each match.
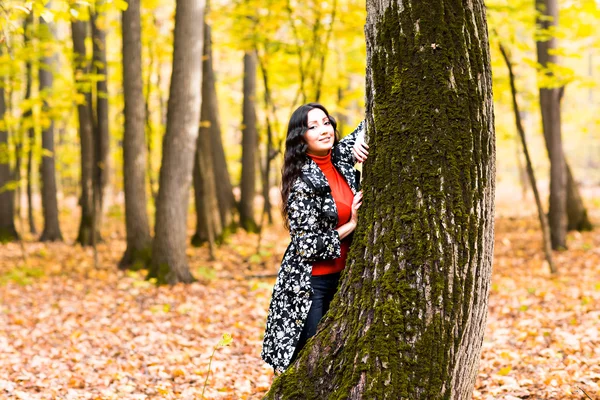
[0,83,19,242]
[23,14,37,235]
[38,3,63,242]
[119,0,151,269]
[266,0,495,397]
[240,50,259,232]
[535,0,567,250]
[192,8,223,251]
[70,10,95,246]
[147,0,205,284]
[91,0,110,237]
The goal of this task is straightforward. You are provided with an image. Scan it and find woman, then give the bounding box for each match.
[261,103,368,373]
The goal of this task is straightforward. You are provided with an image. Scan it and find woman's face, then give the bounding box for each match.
[304,108,334,156]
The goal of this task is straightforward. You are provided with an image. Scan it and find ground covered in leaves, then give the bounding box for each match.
[1,209,599,399]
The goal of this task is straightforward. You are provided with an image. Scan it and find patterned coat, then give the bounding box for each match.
[261,121,365,373]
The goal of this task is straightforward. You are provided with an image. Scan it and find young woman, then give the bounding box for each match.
[261,103,368,373]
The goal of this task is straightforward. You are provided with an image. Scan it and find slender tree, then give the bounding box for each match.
[23,15,37,235]
[499,42,555,273]
[147,0,205,284]
[240,50,259,232]
[0,83,19,242]
[192,15,223,250]
[91,0,109,238]
[266,0,495,397]
[71,13,95,246]
[39,4,63,242]
[119,0,152,269]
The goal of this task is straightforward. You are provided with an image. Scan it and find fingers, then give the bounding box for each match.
[353,191,363,209]
[353,142,369,163]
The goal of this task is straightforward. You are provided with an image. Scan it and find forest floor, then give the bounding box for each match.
[1,203,600,399]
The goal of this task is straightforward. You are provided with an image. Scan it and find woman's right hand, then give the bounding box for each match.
[350,191,363,227]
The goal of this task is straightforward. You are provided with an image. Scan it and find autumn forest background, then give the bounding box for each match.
[1,0,600,398]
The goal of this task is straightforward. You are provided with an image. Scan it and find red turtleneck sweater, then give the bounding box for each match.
[307,151,354,275]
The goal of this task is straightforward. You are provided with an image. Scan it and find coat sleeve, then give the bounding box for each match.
[333,119,365,165]
[287,182,341,262]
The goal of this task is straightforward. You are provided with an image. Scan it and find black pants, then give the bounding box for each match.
[290,272,341,363]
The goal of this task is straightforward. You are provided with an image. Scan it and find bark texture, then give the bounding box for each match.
[71,17,95,246]
[192,18,223,249]
[39,7,63,242]
[535,0,567,249]
[148,0,205,284]
[266,0,495,398]
[120,0,152,269]
[0,84,18,242]
[240,51,259,232]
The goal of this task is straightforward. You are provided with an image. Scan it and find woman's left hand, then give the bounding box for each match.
[352,135,369,163]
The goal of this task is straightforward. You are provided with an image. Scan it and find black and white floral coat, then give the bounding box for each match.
[261,120,365,373]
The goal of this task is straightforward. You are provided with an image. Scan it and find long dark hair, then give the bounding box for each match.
[281,102,339,229]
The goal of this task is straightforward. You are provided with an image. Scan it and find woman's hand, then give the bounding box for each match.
[352,134,369,163]
[350,191,363,226]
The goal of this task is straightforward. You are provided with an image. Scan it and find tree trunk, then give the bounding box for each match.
[0,83,19,242]
[71,18,95,246]
[565,165,592,231]
[202,30,235,233]
[208,78,235,231]
[119,0,152,269]
[147,0,205,285]
[535,0,570,248]
[192,17,223,249]
[23,17,37,235]
[266,0,495,398]
[91,1,109,238]
[499,42,556,274]
[240,51,259,232]
[39,6,63,242]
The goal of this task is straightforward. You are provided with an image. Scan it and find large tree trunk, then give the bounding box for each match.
[91,1,109,239]
[71,17,95,246]
[240,51,259,232]
[39,6,63,242]
[192,17,223,249]
[266,0,495,398]
[119,0,152,269]
[535,0,571,248]
[0,83,19,241]
[147,0,205,285]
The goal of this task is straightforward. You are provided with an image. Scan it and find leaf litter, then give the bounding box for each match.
[0,214,598,399]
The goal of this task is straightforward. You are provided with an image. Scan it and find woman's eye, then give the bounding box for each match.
[324,121,330,125]
[308,126,316,129]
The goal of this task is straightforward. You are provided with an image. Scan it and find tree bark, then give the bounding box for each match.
[240,51,259,232]
[91,1,109,239]
[0,83,19,242]
[535,0,570,248]
[71,17,95,246]
[119,0,152,269]
[266,0,495,397]
[147,0,205,285]
[39,6,63,242]
[192,17,223,249]
[499,42,556,274]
